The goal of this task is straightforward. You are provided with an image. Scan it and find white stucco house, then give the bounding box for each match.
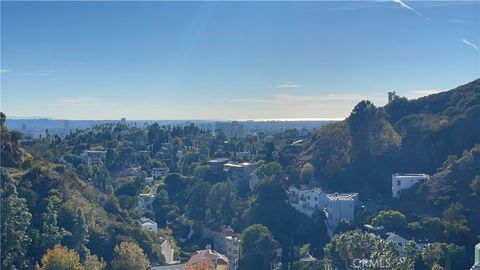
[161,240,176,264]
[138,217,158,235]
[325,193,358,237]
[287,185,358,237]
[203,222,241,270]
[392,173,430,198]
[288,185,328,216]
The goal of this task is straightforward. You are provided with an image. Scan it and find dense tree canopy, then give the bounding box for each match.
[35,245,85,270]
[240,224,278,270]
[111,241,150,270]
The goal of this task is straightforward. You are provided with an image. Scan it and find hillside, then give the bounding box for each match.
[309,78,480,196]
[0,116,168,269]
[307,79,480,269]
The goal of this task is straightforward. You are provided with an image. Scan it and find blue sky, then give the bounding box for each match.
[1,1,479,120]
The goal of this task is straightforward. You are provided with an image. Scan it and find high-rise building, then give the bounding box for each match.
[215,121,244,139]
[64,120,70,131]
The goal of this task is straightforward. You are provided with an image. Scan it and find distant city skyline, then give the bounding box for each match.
[2,1,479,120]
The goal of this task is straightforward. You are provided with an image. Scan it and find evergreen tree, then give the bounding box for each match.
[71,208,89,261]
[1,172,32,270]
[41,197,69,250]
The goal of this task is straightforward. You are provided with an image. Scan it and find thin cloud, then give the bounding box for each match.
[462,38,480,53]
[0,68,12,74]
[392,0,422,16]
[448,19,467,24]
[275,81,303,89]
[6,69,55,76]
[392,0,430,20]
[229,93,368,105]
[57,97,103,107]
[408,90,440,99]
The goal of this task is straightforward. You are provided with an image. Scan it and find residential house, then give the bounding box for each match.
[382,232,427,257]
[207,158,230,174]
[161,240,176,264]
[325,193,358,237]
[152,167,169,179]
[82,150,107,166]
[287,185,358,237]
[288,185,329,217]
[392,173,430,198]
[144,176,154,185]
[295,153,313,168]
[138,193,156,211]
[224,162,257,191]
[184,245,229,270]
[138,217,158,235]
[203,222,241,270]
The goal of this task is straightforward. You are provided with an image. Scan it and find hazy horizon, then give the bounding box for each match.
[6,116,344,122]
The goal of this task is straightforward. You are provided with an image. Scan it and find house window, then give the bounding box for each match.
[314,197,318,201]
[307,196,310,200]
[397,180,401,186]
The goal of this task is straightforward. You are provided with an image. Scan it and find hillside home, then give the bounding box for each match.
[203,222,241,270]
[382,232,427,257]
[325,193,358,237]
[295,153,313,168]
[288,185,328,216]
[138,217,158,235]
[161,240,176,264]
[81,150,106,166]
[184,245,229,270]
[392,173,430,198]
[152,167,169,179]
[224,162,257,191]
[138,193,156,211]
[208,158,230,173]
[144,176,154,185]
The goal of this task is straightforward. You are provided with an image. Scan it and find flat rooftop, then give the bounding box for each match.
[207,158,230,163]
[392,173,429,177]
[327,193,357,201]
[224,162,253,168]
